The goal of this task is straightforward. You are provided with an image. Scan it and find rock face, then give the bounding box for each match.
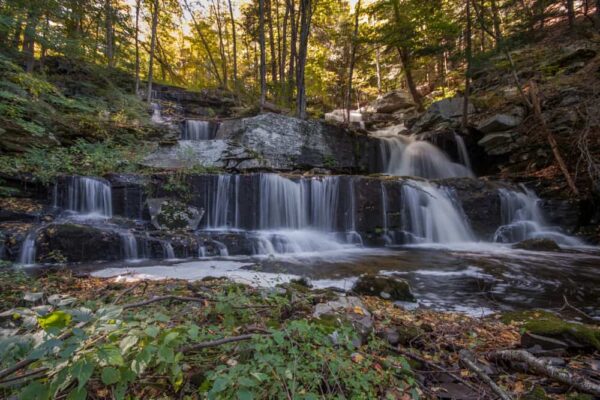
[36,223,123,263]
[477,113,521,133]
[143,113,380,173]
[352,274,415,302]
[411,97,475,132]
[369,90,415,113]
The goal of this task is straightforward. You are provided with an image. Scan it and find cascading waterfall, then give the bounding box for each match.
[182,120,217,140]
[120,232,139,260]
[151,103,163,123]
[18,232,37,265]
[453,132,472,170]
[379,136,474,179]
[57,176,113,217]
[259,174,308,229]
[494,188,582,246]
[397,181,474,244]
[162,242,176,259]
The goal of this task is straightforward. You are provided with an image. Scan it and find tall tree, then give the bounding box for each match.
[259,0,267,110]
[296,0,313,119]
[227,0,238,89]
[134,0,141,95]
[105,0,114,67]
[462,0,472,129]
[267,0,278,84]
[22,4,39,72]
[566,0,574,27]
[345,0,361,122]
[147,0,160,103]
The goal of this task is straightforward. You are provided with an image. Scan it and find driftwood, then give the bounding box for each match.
[459,350,513,400]
[529,80,579,195]
[489,349,600,396]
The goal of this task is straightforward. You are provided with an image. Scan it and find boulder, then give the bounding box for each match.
[412,97,474,132]
[477,131,519,155]
[147,199,203,231]
[313,296,373,344]
[370,90,415,113]
[35,223,123,263]
[513,238,561,251]
[477,114,522,133]
[352,274,415,302]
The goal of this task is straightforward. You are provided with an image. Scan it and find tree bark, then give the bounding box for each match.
[105,0,114,67]
[134,0,141,95]
[287,0,298,105]
[345,0,361,123]
[490,0,502,50]
[259,0,267,110]
[267,0,278,84]
[280,1,289,100]
[146,0,159,103]
[462,0,472,129]
[397,47,423,111]
[375,47,382,95]
[227,0,238,89]
[213,0,228,88]
[22,9,38,73]
[296,0,313,119]
[566,0,575,27]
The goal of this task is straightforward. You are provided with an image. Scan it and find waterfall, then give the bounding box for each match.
[162,242,176,259]
[151,103,163,123]
[120,232,139,260]
[378,135,474,179]
[210,175,233,228]
[453,132,472,170]
[399,181,474,244]
[259,174,308,229]
[18,232,37,265]
[213,240,229,256]
[309,177,340,231]
[182,120,217,140]
[494,188,582,246]
[56,176,113,218]
[381,182,392,244]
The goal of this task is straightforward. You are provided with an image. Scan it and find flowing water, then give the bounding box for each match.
[182,120,218,140]
[54,176,113,218]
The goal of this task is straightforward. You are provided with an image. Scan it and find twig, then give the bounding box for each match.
[179,333,268,353]
[489,349,600,397]
[388,346,481,393]
[560,295,596,323]
[122,295,208,310]
[459,350,513,400]
[112,280,149,305]
[0,367,49,387]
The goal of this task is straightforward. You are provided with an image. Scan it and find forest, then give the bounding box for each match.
[1,0,600,398]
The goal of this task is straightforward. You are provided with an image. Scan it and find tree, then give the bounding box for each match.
[147,0,160,103]
[345,0,361,122]
[227,0,238,89]
[296,0,314,119]
[134,0,141,95]
[259,0,267,110]
[462,0,472,129]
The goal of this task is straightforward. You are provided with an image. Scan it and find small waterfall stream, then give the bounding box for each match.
[18,232,37,265]
[55,176,113,218]
[182,120,218,140]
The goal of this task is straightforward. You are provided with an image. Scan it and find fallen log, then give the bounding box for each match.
[459,350,513,400]
[489,349,600,397]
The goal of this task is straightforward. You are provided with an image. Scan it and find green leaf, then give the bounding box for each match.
[119,335,138,353]
[66,387,87,400]
[157,345,175,363]
[101,367,121,385]
[37,311,72,331]
[237,389,254,400]
[71,359,94,390]
[163,331,179,345]
[20,381,50,400]
[144,325,160,338]
[97,345,125,366]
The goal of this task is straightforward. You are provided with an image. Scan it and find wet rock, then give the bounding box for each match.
[477,114,522,133]
[352,274,415,302]
[477,131,520,155]
[369,90,415,113]
[513,238,561,251]
[36,223,122,263]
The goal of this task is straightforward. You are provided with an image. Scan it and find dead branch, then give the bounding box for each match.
[489,349,600,396]
[122,295,209,310]
[112,280,149,305]
[459,350,513,400]
[179,333,268,353]
[560,295,596,323]
[529,80,580,195]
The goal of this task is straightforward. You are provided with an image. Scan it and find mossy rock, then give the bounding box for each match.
[523,385,549,400]
[501,310,600,351]
[352,274,415,302]
[512,238,560,251]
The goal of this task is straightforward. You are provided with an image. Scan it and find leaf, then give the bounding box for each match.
[66,387,87,400]
[20,381,50,400]
[96,306,123,321]
[71,359,94,390]
[96,345,124,366]
[163,331,179,345]
[37,311,72,331]
[144,325,160,338]
[101,367,121,385]
[158,345,175,363]
[237,389,254,400]
[119,335,138,353]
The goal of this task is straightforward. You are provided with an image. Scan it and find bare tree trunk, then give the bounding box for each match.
[280,1,289,100]
[490,0,502,50]
[135,0,141,95]
[287,0,298,105]
[22,9,38,73]
[296,0,313,119]
[182,0,223,86]
[213,0,228,88]
[397,47,423,111]
[39,13,49,70]
[462,0,472,129]
[345,0,361,123]
[12,17,23,50]
[267,0,278,84]
[146,0,159,103]
[375,47,382,95]
[227,0,237,89]
[259,0,267,110]
[567,0,575,27]
[105,0,114,67]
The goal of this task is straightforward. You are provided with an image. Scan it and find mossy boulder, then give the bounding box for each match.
[352,274,415,302]
[501,310,600,351]
[148,199,203,231]
[512,238,561,251]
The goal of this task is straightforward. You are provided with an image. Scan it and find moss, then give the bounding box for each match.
[314,314,344,334]
[501,310,600,350]
[566,394,594,400]
[395,325,425,346]
[523,385,549,400]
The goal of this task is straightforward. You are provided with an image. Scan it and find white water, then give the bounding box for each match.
[397,181,474,244]
[151,103,163,123]
[120,231,139,260]
[18,232,36,265]
[162,242,176,259]
[56,176,113,218]
[494,188,582,246]
[182,120,216,140]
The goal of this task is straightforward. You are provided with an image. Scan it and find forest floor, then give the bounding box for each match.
[0,269,598,399]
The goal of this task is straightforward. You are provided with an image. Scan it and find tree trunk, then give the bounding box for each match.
[39,13,49,69]
[280,1,289,100]
[135,0,141,95]
[259,0,267,110]
[22,9,38,73]
[296,0,313,119]
[375,47,382,95]
[267,0,278,84]
[105,0,114,67]
[12,17,23,50]
[567,0,575,27]
[213,0,228,88]
[287,0,298,105]
[397,47,423,111]
[345,0,361,123]
[462,0,472,129]
[227,0,237,89]
[182,0,223,86]
[146,0,160,103]
[490,0,502,50]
